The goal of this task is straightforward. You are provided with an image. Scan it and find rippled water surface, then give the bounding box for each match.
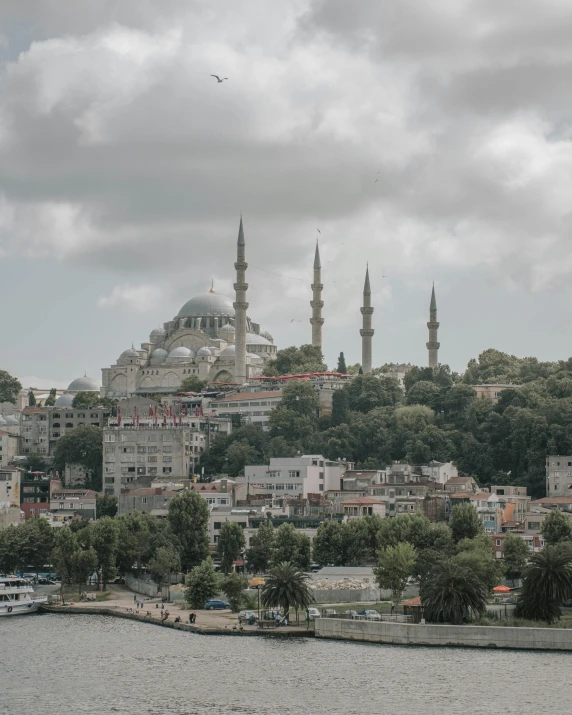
[2,614,572,714]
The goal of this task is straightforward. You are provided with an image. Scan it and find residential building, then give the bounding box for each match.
[102,424,207,497]
[118,487,179,516]
[546,455,572,497]
[0,429,19,467]
[472,384,519,404]
[342,497,386,519]
[207,390,283,430]
[20,473,51,519]
[49,480,97,521]
[0,467,22,529]
[240,455,350,498]
[444,476,479,492]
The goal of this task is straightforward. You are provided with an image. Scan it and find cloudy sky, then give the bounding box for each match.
[2,0,572,388]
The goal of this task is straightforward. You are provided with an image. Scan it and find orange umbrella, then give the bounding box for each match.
[493,585,511,593]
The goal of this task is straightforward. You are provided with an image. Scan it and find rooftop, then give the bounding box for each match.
[211,390,283,403]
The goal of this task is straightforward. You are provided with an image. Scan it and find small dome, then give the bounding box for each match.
[5,414,18,425]
[260,329,273,342]
[150,326,166,339]
[246,333,271,346]
[219,345,236,357]
[178,292,235,319]
[120,348,140,360]
[247,352,262,361]
[218,323,236,334]
[67,375,100,392]
[168,346,194,358]
[55,394,75,407]
[151,348,169,359]
[197,347,211,357]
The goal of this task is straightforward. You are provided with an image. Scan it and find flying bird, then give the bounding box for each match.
[374,179,378,183]
[211,75,228,83]
[317,228,321,234]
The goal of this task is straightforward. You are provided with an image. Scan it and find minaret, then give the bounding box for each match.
[426,283,440,369]
[233,216,248,384]
[310,241,324,349]
[360,265,374,374]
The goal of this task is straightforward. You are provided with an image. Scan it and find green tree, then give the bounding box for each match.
[406,381,442,410]
[515,546,572,623]
[28,390,36,406]
[217,521,246,575]
[221,572,249,612]
[261,562,314,621]
[450,503,483,543]
[53,426,103,491]
[503,533,530,581]
[167,490,210,571]
[330,389,350,426]
[272,523,311,570]
[421,560,488,624]
[541,510,572,545]
[96,494,118,519]
[45,388,57,407]
[346,375,401,413]
[0,370,22,404]
[89,517,119,585]
[246,519,275,572]
[0,525,21,574]
[454,533,503,592]
[269,381,320,444]
[337,352,347,373]
[179,376,208,393]
[72,392,117,409]
[341,519,371,566]
[149,544,181,585]
[263,344,326,377]
[51,527,79,593]
[72,548,98,592]
[223,441,264,477]
[374,542,417,609]
[185,558,221,608]
[312,521,344,566]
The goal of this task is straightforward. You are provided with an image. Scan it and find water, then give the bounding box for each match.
[1,613,572,715]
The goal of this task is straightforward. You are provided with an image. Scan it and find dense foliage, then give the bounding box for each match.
[0,370,22,404]
[199,348,572,497]
[515,546,572,623]
[53,426,104,491]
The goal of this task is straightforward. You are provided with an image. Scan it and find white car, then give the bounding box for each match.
[363,610,381,621]
[307,607,321,621]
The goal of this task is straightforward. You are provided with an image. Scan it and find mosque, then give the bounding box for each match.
[100,218,278,398]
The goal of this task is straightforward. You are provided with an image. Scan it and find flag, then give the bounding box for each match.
[133,406,138,428]
[154,405,158,427]
[195,405,199,417]
[200,405,204,417]
[117,406,122,427]
[149,404,153,417]
[163,408,167,426]
[184,405,189,417]
[179,412,182,426]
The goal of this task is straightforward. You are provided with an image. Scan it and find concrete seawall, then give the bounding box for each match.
[40,606,313,639]
[315,617,572,651]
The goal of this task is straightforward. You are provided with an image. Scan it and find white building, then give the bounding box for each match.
[240,455,351,498]
[207,390,283,430]
[0,429,19,467]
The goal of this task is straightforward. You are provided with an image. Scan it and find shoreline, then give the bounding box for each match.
[39,605,315,638]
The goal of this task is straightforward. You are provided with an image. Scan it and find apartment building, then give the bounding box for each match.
[0,429,19,467]
[207,390,283,429]
[20,406,110,457]
[0,466,22,529]
[546,455,572,497]
[240,455,350,498]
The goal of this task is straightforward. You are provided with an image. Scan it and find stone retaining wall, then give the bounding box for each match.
[125,574,158,597]
[315,617,572,651]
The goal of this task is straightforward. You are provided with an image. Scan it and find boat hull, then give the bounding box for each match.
[0,598,47,616]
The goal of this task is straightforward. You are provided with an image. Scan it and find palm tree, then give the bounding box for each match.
[420,560,487,624]
[261,562,314,622]
[515,545,572,623]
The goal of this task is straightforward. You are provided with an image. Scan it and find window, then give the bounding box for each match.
[213,522,222,530]
[142,497,147,504]
[163,467,172,474]
[30,508,35,515]
[163,446,172,453]
[288,470,300,478]
[163,456,172,463]
[105,446,114,454]
[319,472,324,480]
[122,446,135,453]
[496,539,501,546]
[148,468,158,475]
[105,434,116,443]
[104,477,114,484]
[528,521,541,531]
[319,484,324,491]
[268,471,279,478]
[148,456,158,463]
[137,446,147,453]
[148,446,158,453]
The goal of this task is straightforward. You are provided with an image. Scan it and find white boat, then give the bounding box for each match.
[0,576,48,616]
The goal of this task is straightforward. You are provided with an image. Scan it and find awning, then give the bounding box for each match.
[493,585,512,593]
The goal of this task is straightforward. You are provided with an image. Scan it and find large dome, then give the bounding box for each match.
[246,332,271,346]
[178,292,235,319]
[67,375,100,392]
[168,346,194,359]
[55,394,75,407]
[219,345,236,357]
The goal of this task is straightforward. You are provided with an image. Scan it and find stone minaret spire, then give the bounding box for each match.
[360,265,374,374]
[310,240,324,349]
[233,216,248,384]
[426,283,440,369]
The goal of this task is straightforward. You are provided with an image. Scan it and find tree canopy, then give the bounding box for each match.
[0,370,22,404]
[53,426,103,490]
[263,344,326,377]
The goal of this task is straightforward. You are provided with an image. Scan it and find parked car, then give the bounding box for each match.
[324,609,337,616]
[204,600,229,610]
[307,607,321,621]
[238,610,258,625]
[345,609,358,618]
[359,609,381,621]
